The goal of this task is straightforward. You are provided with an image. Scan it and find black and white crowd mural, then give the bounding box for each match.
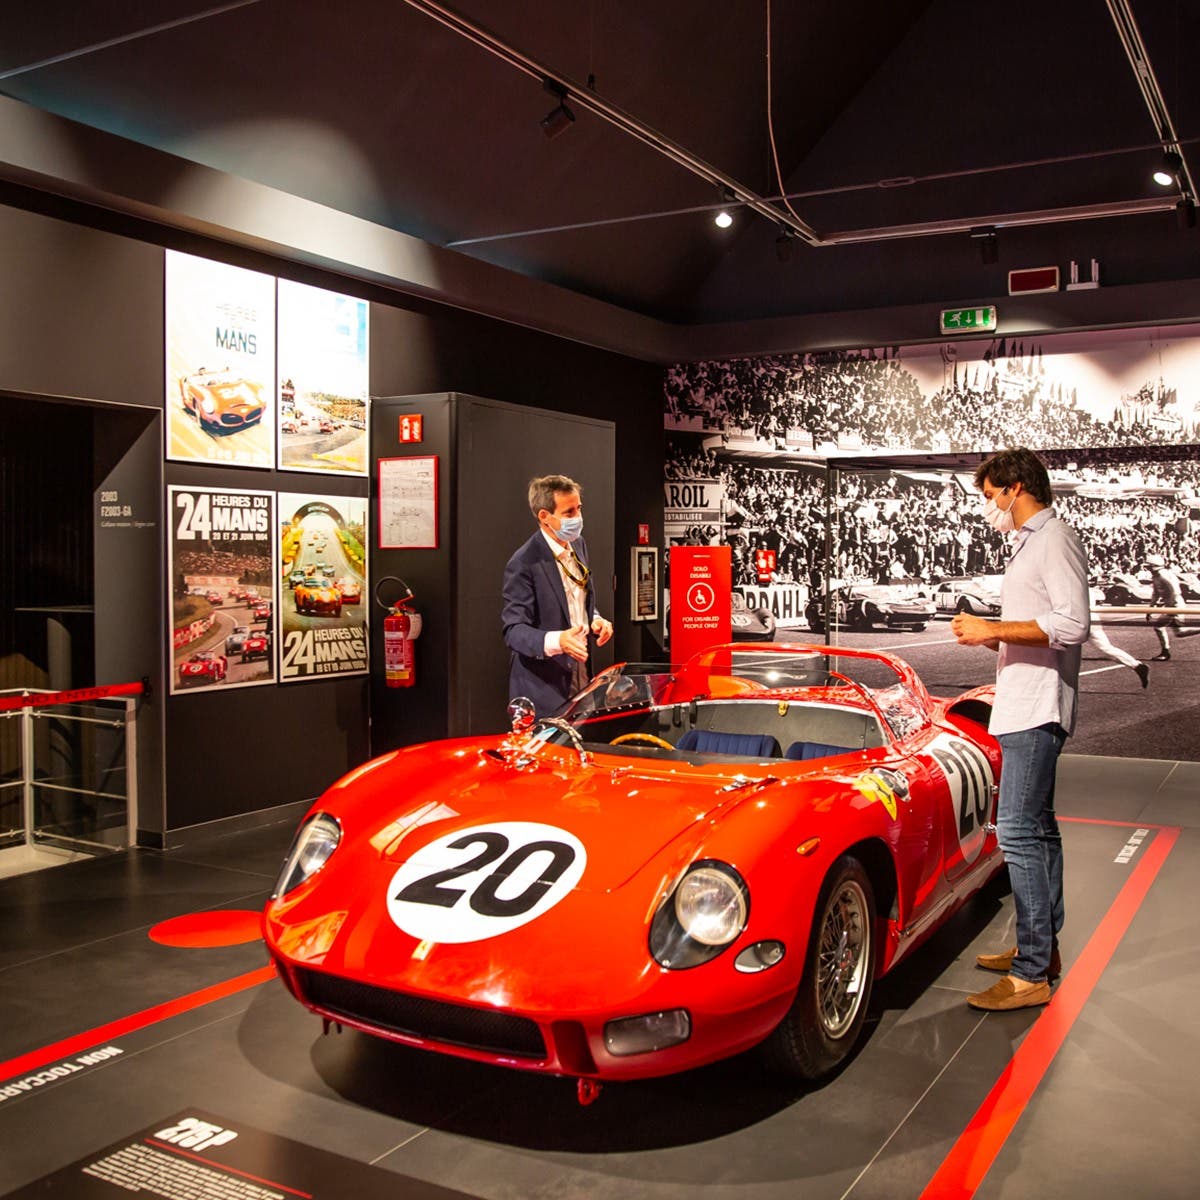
[664,326,1200,761]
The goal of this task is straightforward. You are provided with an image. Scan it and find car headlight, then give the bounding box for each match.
[650,860,749,969]
[200,396,217,414]
[273,813,341,898]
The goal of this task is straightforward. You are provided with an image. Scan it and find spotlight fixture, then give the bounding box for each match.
[970,225,999,264]
[714,186,736,229]
[540,79,575,139]
[1153,151,1182,187]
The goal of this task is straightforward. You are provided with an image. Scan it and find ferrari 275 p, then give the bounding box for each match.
[264,644,1003,1097]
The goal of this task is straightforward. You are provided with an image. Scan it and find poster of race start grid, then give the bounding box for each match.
[663,324,1200,761]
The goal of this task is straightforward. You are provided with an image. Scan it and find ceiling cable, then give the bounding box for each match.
[448,135,1198,248]
[0,0,262,81]
[1106,0,1196,203]
[401,0,820,244]
[765,0,805,227]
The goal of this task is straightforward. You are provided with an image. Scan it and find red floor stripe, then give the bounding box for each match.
[0,964,276,1083]
[919,824,1180,1200]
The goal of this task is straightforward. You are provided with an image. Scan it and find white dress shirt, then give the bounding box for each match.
[991,506,1090,737]
[541,529,590,657]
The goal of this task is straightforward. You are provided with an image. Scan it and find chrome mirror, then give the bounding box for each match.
[507,696,536,735]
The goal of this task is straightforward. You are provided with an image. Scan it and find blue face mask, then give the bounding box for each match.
[555,515,583,543]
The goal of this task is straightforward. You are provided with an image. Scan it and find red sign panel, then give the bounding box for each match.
[398,414,424,443]
[637,523,650,546]
[755,548,776,584]
[670,546,731,664]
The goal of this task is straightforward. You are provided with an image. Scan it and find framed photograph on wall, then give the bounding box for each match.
[631,546,659,621]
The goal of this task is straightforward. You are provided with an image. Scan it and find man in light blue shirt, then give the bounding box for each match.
[951,448,1090,1011]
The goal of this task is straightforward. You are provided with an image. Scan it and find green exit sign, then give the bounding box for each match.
[940,305,997,335]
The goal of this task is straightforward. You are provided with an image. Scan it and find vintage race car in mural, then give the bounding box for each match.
[730,590,777,640]
[805,578,936,633]
[178,650,227,687]
[264,644,1002,1095]
[1099,572,1153,606]
[179,367,266,433]
[933,575,1002,617]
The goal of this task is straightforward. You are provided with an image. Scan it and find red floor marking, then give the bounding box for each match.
[0,964,276,1083]
[149,910,264,948]
[145,1138,312,1198]
[919,823,1180,1200]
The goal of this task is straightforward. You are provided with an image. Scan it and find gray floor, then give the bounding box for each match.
[1,755,1197,1200]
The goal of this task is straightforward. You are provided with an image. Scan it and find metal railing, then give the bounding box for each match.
[0,681,146,857]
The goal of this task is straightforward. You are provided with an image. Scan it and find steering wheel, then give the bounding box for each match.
[611,732,675,750]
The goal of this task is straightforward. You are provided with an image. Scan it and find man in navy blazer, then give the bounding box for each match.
[502,474,613,716]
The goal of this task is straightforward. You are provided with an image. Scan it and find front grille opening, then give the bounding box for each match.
[296,968,547,1060]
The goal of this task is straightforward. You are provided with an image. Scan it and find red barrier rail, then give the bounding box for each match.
[0,679,148,714]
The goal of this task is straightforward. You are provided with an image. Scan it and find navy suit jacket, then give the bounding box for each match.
[501,531,596,716]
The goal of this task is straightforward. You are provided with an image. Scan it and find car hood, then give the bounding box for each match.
[321,741,768,895]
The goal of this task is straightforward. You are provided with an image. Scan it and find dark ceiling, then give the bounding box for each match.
[3,0,1199,327]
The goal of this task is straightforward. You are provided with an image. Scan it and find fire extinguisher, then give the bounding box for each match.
[379,578,422,688]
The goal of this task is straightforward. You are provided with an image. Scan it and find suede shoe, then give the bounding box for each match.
[967,975,1051,1011]
[976,945,1062,981]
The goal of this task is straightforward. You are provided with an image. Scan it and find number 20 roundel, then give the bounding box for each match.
[386,822,587,944]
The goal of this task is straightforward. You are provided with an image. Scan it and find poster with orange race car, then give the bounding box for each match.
[277,491,369,682]
[168,486,277,694]
[165,250,276,468]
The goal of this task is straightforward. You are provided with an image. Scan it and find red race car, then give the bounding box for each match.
[178,650,227,687]
[334,576,362,604]
[179,367,266,433]
[264,644,1002,1095]
[241,630,271,663]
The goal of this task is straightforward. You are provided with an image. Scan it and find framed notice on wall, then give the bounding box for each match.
[378,456,438,549]
[631,546,659,621]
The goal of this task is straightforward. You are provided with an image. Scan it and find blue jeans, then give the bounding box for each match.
[995,723,1066,983]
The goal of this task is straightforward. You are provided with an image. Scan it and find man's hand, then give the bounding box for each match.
[591,615,614,646]
[560,624,590,661]
[951,612,999,647]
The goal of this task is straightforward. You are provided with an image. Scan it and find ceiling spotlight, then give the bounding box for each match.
[1154,152,1182,187]
[714,187,736,229]
[540,79,575,139]
[970,225,999,264]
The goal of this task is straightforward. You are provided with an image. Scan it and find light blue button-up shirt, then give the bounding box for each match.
[991,506,1091,737]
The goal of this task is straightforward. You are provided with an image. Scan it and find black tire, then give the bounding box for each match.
[911,623,927,633]
[762,855,877,1080]
[956,597,972,614]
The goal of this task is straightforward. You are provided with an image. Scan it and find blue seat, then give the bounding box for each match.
[784,741,856,761]
[676,729,780,758]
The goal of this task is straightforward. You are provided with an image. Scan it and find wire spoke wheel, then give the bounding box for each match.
[762,855,877,1080]
[815,879,869,1038]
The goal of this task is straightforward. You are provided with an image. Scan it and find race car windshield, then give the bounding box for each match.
[561,647,924,726]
